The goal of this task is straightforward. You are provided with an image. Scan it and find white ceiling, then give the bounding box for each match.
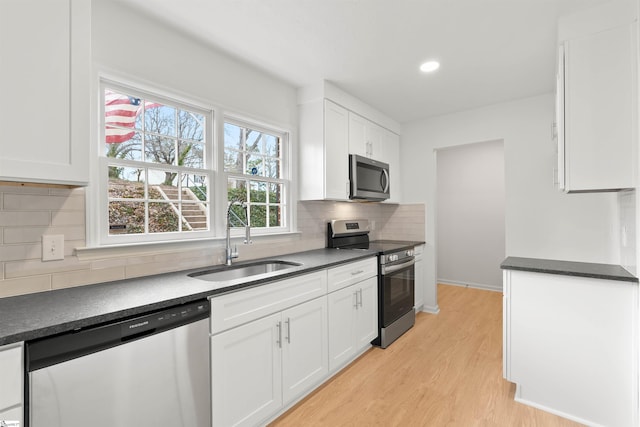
[118,0,612,123]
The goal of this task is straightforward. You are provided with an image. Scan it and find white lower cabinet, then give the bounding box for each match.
[211,312,282,427]
[281,298,328,404]
[327,276,378,372]
[210,257,378,426]
[503,269,638,427]
[211,296,328,427]
[0,342,23,425]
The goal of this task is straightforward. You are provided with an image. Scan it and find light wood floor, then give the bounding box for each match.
[270,284,583,427]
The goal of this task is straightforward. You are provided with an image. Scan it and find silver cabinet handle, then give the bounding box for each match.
[285,318,291,344]
[276,321,282,348]
[358,288,363,308]
[353,291,358,308]
[351,270,364,276]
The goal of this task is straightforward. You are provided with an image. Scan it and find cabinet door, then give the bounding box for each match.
[381,129,400,203]
[0,343,22,415]
[281,297,328,404]
[366,122,384,160]
[324,100,350,200]
[0,0,90,185]
[555,45,566,191]
[354,277,378,350]
[327,285,357,372]
[211,313,282,427]
[348,113,368,157]
[562,23,636,191]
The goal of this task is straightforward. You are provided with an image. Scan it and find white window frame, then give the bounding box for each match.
[97,79,215,245]
[223,116,291,236]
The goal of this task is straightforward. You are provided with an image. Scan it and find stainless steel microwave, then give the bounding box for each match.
[349,154,390,201]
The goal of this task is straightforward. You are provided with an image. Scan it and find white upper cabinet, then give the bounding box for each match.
[348,112,383,160]
[381,129,401,203]
[299,99,350,200]
[556,3,637,192]
[0,0,90,186]
[298,81,402,202]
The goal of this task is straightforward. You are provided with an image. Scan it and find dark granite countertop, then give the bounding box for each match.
[0,248,377,346]
[500,256,638,283]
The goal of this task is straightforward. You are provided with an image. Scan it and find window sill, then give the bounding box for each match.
[75,231,303,261]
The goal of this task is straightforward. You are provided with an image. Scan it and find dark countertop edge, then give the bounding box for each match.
[0,249,377,346]
[500,256,638,283]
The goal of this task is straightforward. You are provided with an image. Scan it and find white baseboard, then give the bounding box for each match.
[514,384,604,427]
[437,279,501,292]
[420,304,440,314]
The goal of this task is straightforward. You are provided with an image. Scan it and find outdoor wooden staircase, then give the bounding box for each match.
[154,185,208,231]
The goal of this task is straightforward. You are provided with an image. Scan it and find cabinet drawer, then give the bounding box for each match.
[210,271,327,334]
[327,258,377,293]
[0,343,23,412]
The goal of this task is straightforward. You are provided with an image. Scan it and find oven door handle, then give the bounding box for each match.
[382,258,415,274]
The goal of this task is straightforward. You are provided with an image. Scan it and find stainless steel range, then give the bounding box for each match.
[328,219,415,348]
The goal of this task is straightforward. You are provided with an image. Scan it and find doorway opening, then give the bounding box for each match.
[435,139,505,291]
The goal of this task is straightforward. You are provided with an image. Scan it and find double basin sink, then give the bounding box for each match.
[188,260,301,283]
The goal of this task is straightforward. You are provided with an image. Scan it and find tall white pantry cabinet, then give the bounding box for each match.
[0,0,90,186]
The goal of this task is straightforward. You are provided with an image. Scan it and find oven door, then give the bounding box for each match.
[380,257,415,327]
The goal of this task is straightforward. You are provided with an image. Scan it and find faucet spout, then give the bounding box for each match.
[226,200,251,266]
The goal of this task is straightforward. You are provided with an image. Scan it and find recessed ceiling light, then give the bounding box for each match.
[420,61,440,73]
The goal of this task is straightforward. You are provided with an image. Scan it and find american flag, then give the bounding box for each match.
[105,90,160,144]
[105,90,142,144]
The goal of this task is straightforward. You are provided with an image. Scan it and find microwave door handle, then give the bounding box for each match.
[381,168,390,193]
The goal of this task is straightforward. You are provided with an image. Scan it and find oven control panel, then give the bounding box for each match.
[382,249,414,264]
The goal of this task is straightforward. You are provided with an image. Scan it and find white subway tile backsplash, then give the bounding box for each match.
[52,267,126,290]
[0,211,50,227]
[51,211,85,226]
[0,184,425,298]
[0,275,51,298]
[4,225,85,244]
[0,243,42,262]
[0,184,50,195]
[5,257,90,279]
[3,194,84,211]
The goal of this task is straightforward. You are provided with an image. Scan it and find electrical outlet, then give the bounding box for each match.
[42,235,65,261]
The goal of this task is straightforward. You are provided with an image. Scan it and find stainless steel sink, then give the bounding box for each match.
[188,260,301,282]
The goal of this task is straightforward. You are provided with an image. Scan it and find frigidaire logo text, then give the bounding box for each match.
[129,321,149,329]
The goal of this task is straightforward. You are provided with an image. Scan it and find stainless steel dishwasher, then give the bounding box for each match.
[25,299,210,427]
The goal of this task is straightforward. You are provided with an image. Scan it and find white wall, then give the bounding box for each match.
[90,0,299,245]
[436,140,505,291]
[92,1,297,127]
[402,94,619,312]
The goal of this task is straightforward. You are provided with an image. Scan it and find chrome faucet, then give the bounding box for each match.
[226,200,252,266]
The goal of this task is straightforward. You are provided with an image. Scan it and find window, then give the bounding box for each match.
[100,83,213,243]
[224,120,288,232]
[95,79,292,247]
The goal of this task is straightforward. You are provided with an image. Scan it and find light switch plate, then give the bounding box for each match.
[42,235,65,261]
